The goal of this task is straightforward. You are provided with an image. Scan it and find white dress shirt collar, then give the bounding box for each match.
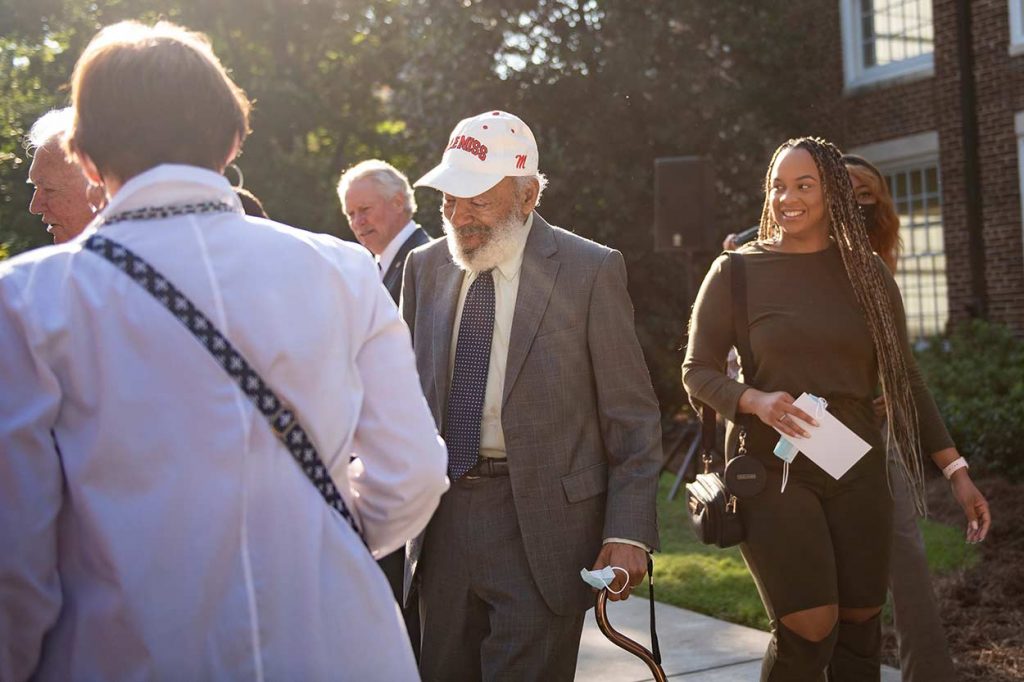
[449,212,533,461]
[100,164,242,218]
[377,220,418,277]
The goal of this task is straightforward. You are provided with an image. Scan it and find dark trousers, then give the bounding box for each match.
[417,475,586,682]
[739,449,893,681]
[378,549,421,661]
[887,458,956,681]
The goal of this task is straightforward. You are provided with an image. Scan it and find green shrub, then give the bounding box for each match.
[914,320,1024,482]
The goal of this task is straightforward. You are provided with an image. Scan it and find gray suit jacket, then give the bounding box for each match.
[401,213,661,616]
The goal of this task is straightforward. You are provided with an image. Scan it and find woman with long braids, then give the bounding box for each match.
[682,137,990,680]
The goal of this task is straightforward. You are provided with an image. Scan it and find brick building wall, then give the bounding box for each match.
[968,0,1024,332]
[807,0,1024,335]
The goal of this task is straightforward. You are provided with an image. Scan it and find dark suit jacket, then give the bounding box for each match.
[400,212,662,615]
[383,226,431,303]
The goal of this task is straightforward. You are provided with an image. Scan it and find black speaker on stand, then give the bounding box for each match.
[654,156,715,252]
[653,156,717,306]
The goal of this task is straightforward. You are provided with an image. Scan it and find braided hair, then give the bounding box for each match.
[757,137,927,514]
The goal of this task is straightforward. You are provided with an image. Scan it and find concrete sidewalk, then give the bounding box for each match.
[576,597,901,681]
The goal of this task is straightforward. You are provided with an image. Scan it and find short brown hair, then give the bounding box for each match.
[66,21,251,183]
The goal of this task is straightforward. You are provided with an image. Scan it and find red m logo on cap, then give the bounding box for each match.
[515,154,527,169]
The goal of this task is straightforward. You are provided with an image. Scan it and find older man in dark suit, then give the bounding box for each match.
[338,159,430,302]
[402,110,662,680]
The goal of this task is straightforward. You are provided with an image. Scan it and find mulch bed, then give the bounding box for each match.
[881,476,1024,681]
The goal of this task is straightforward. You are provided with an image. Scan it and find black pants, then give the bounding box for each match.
[377,549,421,660]
[738,443,893,681]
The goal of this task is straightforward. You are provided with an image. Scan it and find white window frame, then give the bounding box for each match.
[850,132,939,169]
[1015,112,1024,263]
[1010,0,1024,56]
[850,132,947,339]
[840,0,935,91]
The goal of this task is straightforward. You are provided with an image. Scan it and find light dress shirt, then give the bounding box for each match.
[448,214,533,460]
[0,164,448,681]
[446,214,645,553]
[376,220,417,278]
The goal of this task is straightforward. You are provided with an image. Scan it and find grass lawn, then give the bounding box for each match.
[651,473,980,631]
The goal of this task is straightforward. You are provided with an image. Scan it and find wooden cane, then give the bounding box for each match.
[594,590,668,682]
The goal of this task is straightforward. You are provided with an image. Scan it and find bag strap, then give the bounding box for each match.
[647,553,661,664]
[699,250,754,469]
[727,251,755,377]
[84,233,365,545]
[699,400,718,469]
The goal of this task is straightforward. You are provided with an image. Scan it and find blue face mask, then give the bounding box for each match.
[580,566,629,594]
[773,437,799,463]
[773,394,829,492]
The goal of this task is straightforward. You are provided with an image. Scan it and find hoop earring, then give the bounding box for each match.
[87,182,107,214]
[225,163,244,189]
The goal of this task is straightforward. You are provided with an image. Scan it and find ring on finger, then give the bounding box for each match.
[778,414,790,424]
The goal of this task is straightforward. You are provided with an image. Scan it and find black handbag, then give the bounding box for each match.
[685,405,745,548]
[684,251,764,548]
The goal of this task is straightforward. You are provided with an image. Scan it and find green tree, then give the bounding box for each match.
[389,0,841,412]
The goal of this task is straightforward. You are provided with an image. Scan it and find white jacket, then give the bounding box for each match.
[0,165,448,681]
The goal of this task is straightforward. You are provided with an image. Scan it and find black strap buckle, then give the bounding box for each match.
[269,404,299,439]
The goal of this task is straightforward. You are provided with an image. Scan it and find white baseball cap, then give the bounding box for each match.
[415,110,539,198]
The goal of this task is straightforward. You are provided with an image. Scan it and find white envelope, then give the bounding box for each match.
[774,393,872,480]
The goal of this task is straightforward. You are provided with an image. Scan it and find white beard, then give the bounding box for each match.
[443,210,530,273]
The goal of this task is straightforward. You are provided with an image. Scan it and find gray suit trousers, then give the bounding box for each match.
[418,475,586,682]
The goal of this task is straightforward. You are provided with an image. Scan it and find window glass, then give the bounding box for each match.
[888,161,948,338]
[861,0,933,68]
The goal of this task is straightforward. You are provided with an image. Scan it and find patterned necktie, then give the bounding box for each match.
[445,270,496,480]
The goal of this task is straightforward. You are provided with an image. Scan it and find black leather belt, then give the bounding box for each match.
[463,458,509,479]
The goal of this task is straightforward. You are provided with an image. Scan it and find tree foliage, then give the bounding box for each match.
[0,0,837,413]
[915,320,1024,481]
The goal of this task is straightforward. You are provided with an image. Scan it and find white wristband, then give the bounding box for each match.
[942,457,969,480]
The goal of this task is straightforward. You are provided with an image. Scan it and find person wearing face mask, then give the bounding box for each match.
[844,155,902,274]
[844,153,957,682]
[683,137,991,680]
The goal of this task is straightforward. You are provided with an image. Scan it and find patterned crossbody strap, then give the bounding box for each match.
[84,232,365,545]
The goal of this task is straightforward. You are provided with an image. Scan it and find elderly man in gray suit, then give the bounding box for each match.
[401,110,662,681]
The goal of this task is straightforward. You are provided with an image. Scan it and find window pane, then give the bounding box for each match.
[860,0,934,68]
[885,159,948,338]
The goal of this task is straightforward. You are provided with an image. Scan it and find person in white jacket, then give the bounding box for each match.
[0,20,448,681]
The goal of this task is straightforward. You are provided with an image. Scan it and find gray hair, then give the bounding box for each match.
[337,159,416,216]
[512,172,548,207]
[26,107,74,153]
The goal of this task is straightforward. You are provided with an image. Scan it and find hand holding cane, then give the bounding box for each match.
[592,555,666,682]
